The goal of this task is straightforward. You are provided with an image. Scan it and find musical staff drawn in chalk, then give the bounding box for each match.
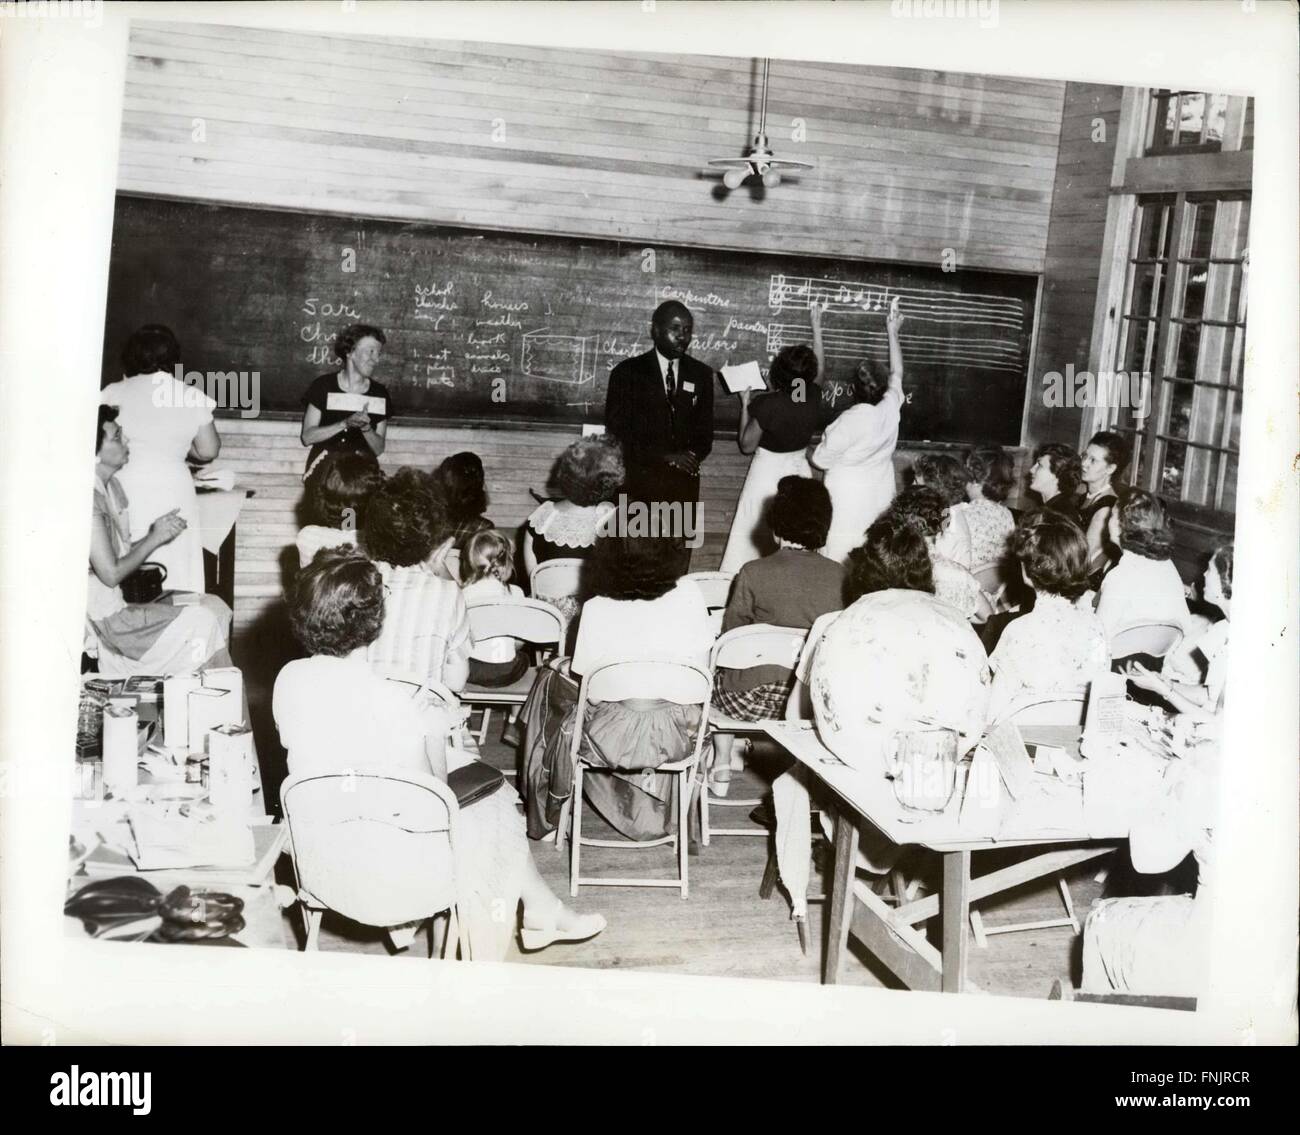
[521,329,598,385]
[767,322,1023,374]
[769,274,1025,334]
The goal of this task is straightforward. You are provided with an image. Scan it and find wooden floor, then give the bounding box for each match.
[271,725,1107,998]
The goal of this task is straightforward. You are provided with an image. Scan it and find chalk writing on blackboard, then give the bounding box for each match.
[414,282,458,320]
[655,285,733,310]
[521,330,598,386]
[770,274,1024,332]
[768,322,1023,373]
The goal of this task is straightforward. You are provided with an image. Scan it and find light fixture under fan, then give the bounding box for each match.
[708,58,814,189]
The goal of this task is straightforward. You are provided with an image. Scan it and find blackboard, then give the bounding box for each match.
[102,196,1037,445]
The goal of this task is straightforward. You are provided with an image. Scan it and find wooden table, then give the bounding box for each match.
[762,721,1122,993]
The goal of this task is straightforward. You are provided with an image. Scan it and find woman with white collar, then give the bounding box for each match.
[100,325,221,593]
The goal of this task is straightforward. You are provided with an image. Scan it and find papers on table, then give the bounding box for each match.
[719,360,768,394]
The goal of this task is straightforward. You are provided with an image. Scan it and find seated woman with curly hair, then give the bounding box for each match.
[1095,489,1191,643]
[952,446,1017,571]
[522,438,624,621]
[516,533,714,842]
[911,452,975,567]
[1028,442,1083,524]
[708,477,844,795]
[361,468,472,692]
[273,546,605,958]
[988,511,1110,721]
[882,485,991,622]
[296,451,385,570]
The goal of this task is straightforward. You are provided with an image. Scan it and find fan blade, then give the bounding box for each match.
[707,158,754,169]
[770,158,816,170]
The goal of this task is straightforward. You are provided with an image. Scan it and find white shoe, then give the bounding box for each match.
[519,906,607,951]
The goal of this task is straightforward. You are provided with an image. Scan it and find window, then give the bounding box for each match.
[1147,90,1230,154]
[1111,194,1248,512]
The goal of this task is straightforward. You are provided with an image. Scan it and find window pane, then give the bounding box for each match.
[1160,441,1186,497]
[1123,318,1154,374]
[1165,381,1194,440]
[1205,93,1229,143]
[1153,93,1177,149]
[1136,203,1172,259]
[1241,98,1254,150]
[1174,321,1201,378]
[1220,452,1238,510]
[1182,263,1208,321]
[1188,201,1216,259]
[1177,93,1206,143]
[1131,263,1164,317]
[1227,264,1246,322]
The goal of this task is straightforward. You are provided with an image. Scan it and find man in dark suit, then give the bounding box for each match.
[604,301,715,564]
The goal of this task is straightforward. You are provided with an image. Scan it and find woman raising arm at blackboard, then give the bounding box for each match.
[811,296,906,563]
[300,323,393,479]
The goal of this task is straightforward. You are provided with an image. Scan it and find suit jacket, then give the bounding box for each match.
[605,350,715,503]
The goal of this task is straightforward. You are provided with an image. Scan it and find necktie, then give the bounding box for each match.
[665,360,675,401]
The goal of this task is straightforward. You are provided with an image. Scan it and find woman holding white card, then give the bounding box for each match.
[300,323,392,479]
[811,296,906,563]
[719,338,825,573]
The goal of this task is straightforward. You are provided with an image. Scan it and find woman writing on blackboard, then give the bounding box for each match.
[811,295,906,563]
[300,323,392,479]
[719,326,824,573]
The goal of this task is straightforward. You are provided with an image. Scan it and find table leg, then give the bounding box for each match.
[823,810,856,984]
[941,849,971,993]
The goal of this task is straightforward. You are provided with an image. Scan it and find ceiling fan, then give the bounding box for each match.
[708,58,815,189]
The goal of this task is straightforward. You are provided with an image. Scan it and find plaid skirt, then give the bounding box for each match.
[710,673,792,722]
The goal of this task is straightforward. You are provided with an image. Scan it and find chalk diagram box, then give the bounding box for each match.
[521,330,598,385]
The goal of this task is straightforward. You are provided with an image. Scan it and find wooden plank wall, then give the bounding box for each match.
[119,22,1064,273]
[1024,82,1124,449]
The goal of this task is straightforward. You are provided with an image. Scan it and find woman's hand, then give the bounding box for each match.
[147,509,187,548]
[345,410,371,431]
[738,387,751,406]
[887,294,905,333]
[1124,660,1167,695]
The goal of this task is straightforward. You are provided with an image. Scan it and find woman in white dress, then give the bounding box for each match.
[101,325,221,593]
[811,296,905,563]
[719,337,823,573]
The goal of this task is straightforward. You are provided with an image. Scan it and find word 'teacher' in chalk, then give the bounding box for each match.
[719,361,767,394]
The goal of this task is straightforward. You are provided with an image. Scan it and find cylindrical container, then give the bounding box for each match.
[163,674,202,751]
[202,667,244,706]
[188,687,235,753]
[207,724,255,814]
[102,704,139,798]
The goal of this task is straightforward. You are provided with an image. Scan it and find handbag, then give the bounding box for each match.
[446,760,506,808]
[120,561,168,604]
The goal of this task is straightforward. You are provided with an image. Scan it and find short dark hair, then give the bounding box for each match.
[844,513,935,603]
[548,437,624,507]
[120,324,181,377]
[768,344,820,394]
[435,452,488,523]
[1211,543,1234,600]
[1115,489,1174,560]
[768,476,833,550]
[96,405,119,454]
[591,534,683,601]
[652,300,691,327]
[1086,430,1131,479]
[333,323,387,362]
[305,452,384,530]
[852,358,890,407]
[1034,442,1082,499]
[1011,511,1090,599]
[965,446,1015,503]
[289,545,386,657]
[913,453,969,507]
[362,467,449,567]
[883,484,948,541]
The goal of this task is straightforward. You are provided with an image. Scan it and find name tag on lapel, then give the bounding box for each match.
[682,381,696,394]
